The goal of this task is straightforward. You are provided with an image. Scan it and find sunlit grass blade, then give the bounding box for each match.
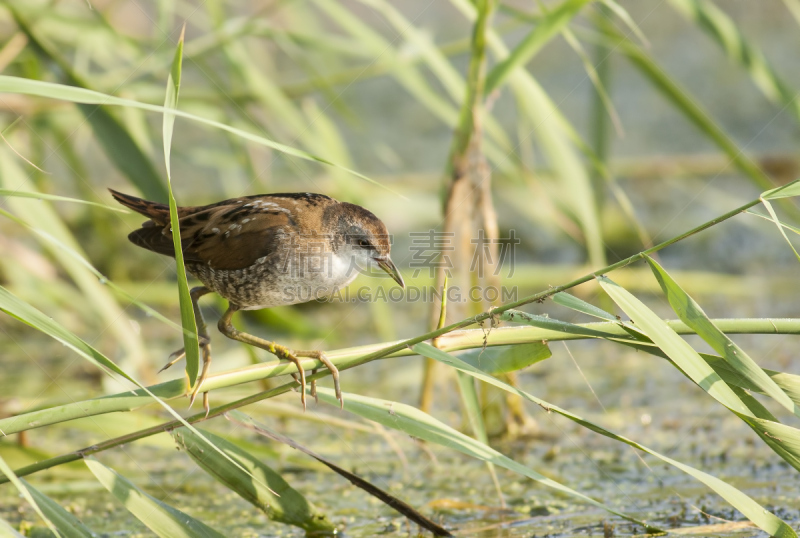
[666,0,800,124]
[599,0,649,46]
[456,342,551,374]
[0,76,392,193]
[163,26,199,388]
[11,8,168,202]
[746,209,800,234]
[560,24,623,136]
[19,479,94,538]
[599,335,800,412]
[702,355,800,406]
[496,3,655,251]
[761,177,800,199]
[597,275,749,413]
[0,516,24,537]
[412,343,797,538]
[358,0,513,155]
[451,0,607,267]
[499,309,622,338]
[485,0,594,94]
[312,0,516,174]
[760,199,800,263]
[312,387,660,531]
[4,313,800,439]
[645,255,797,415]
[598,275,800,471]
[0,284,125,379]
[552,291,617,320]
[453,369,504,506]
[600,27,800,221]
[730,384,779,421]
[0,206,183,333]
[0,189,127,212]
[0,149,147,381]
[172,427,336,534]
[227,411,452,536]
[456,373,487,442]
[746,417,800,470]
[85,458,225,538]
[783,0,800,25]
[0,284,269,489]
[0,454,60,536]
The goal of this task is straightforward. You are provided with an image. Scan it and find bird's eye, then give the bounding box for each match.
[358,239,370,248]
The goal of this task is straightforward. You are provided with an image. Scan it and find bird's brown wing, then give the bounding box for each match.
[182,201,294,270]
[111,190,340,270]
[124,198,294,270]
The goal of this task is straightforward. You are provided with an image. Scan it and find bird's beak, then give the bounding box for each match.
[375,257,405,288]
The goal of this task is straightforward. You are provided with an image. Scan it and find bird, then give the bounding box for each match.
[110,189,404,413]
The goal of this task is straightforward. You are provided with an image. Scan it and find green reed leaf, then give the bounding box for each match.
[10,8,168,202]
[645,255,797,415]
[413,342,796,538]
[0,454,59,536]
[172,427,335,533]
[597,275,749,412]
[313,386,660,532]
[0,189,127,212]
[86,458,225,538]
[163,26,199,387]
[667,0,800,124]
[456,342,552,374]
[0,76,391,193]
[485,0,594,94]
[19,480,94,538]
[598,275,800,472]
[552,291,617,321]
[0,516,25,537]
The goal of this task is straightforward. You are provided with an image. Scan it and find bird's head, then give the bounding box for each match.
[331,202,404,288]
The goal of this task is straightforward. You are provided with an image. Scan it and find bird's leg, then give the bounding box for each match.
[216,304,343,409]
[161,287,213,371]
[160,287,213,413]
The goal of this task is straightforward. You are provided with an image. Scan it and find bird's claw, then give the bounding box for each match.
[163,340,212,416]
[287,349,342,409]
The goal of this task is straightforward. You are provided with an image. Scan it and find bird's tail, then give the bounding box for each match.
[109,189,171,224]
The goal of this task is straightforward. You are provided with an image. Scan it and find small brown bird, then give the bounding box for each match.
[110,189,404,412]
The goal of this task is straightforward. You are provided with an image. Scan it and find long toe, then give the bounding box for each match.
[159,348,186,373]
[310,369,318,404]
[282,354,307,410]
[189,343,213,409]
[311,352,342,408]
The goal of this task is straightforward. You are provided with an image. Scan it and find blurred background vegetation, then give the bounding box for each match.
[2,0,800,536]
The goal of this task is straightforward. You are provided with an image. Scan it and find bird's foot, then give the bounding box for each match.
[160,335,211,373]
[273,346,342,410]
[189,341,213,416]
[160,337,213,416]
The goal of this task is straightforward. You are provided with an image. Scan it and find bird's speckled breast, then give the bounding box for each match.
[186,250,360,309]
